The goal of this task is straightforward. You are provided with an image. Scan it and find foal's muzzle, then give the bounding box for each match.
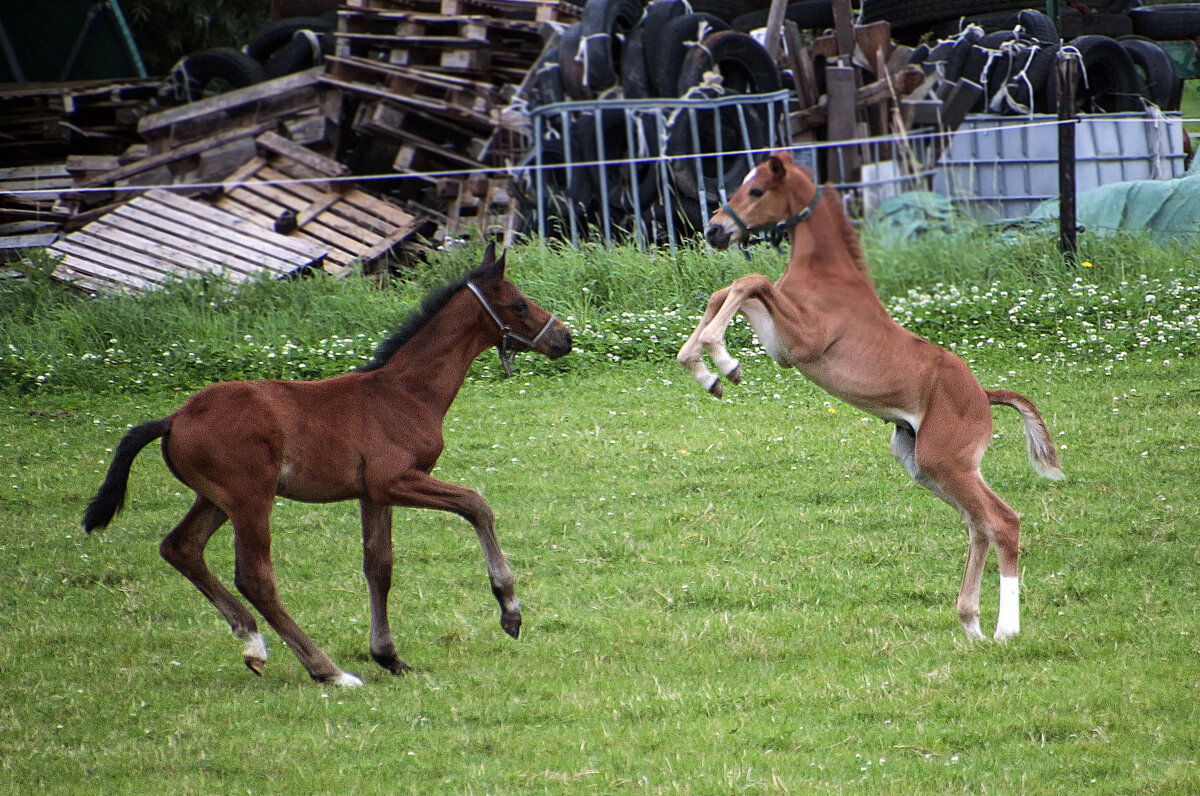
[705,223,734,250]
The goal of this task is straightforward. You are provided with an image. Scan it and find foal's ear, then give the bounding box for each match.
[480,241,497,267]
[766,155,788,182]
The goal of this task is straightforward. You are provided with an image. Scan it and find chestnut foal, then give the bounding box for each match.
[84,244,571,685]
[678,152,1064,641]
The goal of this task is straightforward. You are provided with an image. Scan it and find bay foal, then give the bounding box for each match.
[678,152,1064,640]
[84,245,571,684]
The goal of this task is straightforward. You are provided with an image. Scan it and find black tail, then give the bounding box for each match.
[83,419,170,533]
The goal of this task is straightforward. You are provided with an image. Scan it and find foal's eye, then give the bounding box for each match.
[748,187,764,198]
[511,299,529,314]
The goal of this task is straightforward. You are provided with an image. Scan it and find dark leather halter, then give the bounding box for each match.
[721,184,824,257]
[466,281,558,377]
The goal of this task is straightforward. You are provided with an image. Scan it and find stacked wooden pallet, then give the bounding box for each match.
[0,79,158,167]
[321,0,580,240]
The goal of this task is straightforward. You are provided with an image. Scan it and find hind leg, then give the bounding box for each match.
[159,496,269,674]
[907,416,1023,641]
[228,502,362,686]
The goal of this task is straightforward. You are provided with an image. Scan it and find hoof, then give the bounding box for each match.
[244,655,266,677]
[725,363,742,384]
[372,650,412,675]
[333,671,364,687]
[707,377,723,398]
[501,611,522,639]
[994,627,1018,641]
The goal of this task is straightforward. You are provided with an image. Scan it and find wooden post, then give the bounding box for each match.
[1056,50,1078,264]
[763,0,789,62]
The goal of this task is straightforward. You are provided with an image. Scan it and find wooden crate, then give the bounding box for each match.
[48,190,326,294]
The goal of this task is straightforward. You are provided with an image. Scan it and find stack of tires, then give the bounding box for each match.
[525,0,785,240]
[898,5,1194,115]
[161,14,335,105]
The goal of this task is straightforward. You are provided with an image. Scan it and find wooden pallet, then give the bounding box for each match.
[341,0,578,23]
[323,56,499,132]
[439,175,519,243]
[136,68,327,153]
[48,189,326,294]
[204,132,429,274]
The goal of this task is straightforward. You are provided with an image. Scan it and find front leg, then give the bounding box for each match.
[377,472,520,640]
[678,286,731,396]
[695,274,779,392]
[360,499,410,674]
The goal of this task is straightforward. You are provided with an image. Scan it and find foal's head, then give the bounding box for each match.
[468,243,573,361]
[704,150,820,250]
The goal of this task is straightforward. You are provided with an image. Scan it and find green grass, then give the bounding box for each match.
[2,357,1197,794]
[1,233,1198,793]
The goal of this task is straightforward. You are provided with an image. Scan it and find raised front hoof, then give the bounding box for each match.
[500,611,522,640]
[706,376,723,398]
[725,364,743,385]
[243,655,267,677]
[372,650,412,675]
[313,670,364,687]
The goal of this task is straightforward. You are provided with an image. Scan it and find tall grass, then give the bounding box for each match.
[2,227,1198,394]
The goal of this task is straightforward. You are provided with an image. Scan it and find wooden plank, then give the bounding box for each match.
[137,69,323,137]
[149,190,325,261]
[82,219,267,278]
[296,192,341,226]
[0,164,70,179]
[255,130,350,178]
[831,0,855,57]
[825,65,859,183]
[52,254,151,293]
[237,183,375,253]
[54,234,192,282]
[117,202,311,274]
[222,156,270,187]
[76,124,270,189]
[213,196,279,228]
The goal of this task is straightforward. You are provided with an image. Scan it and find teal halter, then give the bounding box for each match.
[721,184,824,257]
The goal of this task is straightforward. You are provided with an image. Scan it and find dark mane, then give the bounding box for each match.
[357,260,493,372]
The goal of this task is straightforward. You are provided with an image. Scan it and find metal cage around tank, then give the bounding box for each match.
[518,89,795,251]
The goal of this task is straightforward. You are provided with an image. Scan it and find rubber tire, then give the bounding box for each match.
[667,90,767,200]
[559,24,592,100]
[861,0,1033,36]
[534,45,565,107]
[640,1,689,79]
[246,16,334,63]
[731,0,836,34]
[649,13,731,98]
[1118,36,1182,111]
[620,27,651,98]
[688,0,758,24]
[263,31,334,78]
[1007,9,1059,45]
[1058,35,1145,114]
[675,30,781,96]
[176,47,269,103]
[579,0,645,94]
[1129,4,1200,41]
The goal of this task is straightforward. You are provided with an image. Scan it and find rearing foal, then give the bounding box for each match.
[84,244,571,685]
[678,151,1064,641]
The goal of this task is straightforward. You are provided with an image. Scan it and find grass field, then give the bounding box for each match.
[1,232,1198,793]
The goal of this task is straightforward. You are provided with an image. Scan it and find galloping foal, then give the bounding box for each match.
[678,151,1064,640]
[84,245,572,685]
